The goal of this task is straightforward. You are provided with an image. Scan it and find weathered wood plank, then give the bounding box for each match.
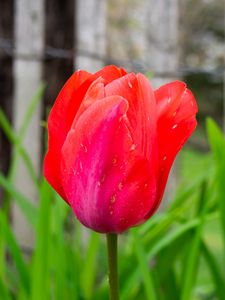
[12,0,44,247]
[0,0,13,204]
[145,0,179,88]
[75,0,106,71]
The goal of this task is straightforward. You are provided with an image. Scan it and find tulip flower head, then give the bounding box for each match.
[44,65,197,233]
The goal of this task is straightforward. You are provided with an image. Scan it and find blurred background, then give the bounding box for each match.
[0,0,225,299]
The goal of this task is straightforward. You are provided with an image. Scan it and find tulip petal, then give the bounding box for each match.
[44,66,127,202]
[149,81,197,215]
[61,95,129,230]
[61,93,158,233]
[44,70,92,200]
[105,73,158,159]
[95,65,127,83]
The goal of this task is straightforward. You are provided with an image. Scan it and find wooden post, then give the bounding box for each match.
[75,0,106,71]
[12,0,44,247]
[144,0,179,205]
[0,0,13,204]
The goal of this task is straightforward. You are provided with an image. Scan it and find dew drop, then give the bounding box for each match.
[173,111,177,117]
[118,182,123,191]
[172,124,178,130]
[97,181,101,187]
[79,161,83,170]
[128,81,133,88]
[112,157,117,166]
[81,143,87,153]
[100,174,106,183]
[110,194,116,204]
[109,210,114,215]
[163,156,167,161]
[130,144,136,151]
[167,97,172,104]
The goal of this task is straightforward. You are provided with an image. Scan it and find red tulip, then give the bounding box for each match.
[44,65,197,233]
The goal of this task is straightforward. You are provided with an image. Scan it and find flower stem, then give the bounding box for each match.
[106,233,119,300]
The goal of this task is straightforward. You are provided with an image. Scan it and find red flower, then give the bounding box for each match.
[44,65,197,233]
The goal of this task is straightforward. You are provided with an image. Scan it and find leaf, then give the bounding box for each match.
[121,213,214,300]
[132,230,157,300]
[18,83,46,138]
[180,181,208,300]
[0,276,12,300]
[0,211,30,295]
[30,179,52,300]
[0,172,37,228]
[202,240,225,300]
[207,118,225,259]
[81,232,100,299]
[0,109,38,187]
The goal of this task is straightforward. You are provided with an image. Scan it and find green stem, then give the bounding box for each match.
[106,234,119,300]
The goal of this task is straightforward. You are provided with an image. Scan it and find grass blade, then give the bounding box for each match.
[81,232,100,299]
[0,109,38,187]
[0,211,29,295]
[202,240,225,300]
[207,118,225,259]
[180,182,208,300]
[30,179,52,300]
[132,230,157,300]
[0,172,37,227]
[18,83,45,138]
[0,277,12,300]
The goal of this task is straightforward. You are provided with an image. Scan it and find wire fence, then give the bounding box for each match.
[0,37,224,79]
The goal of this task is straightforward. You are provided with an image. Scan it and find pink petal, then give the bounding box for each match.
[61,95,130,231]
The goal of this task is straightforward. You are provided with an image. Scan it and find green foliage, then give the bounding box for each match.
[0,89,225,300]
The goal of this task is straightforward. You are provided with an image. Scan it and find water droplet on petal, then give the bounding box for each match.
[112,157,118,166]
[97,181,101,187]
[173,111,177,117]
[172,124,178,130]
[100,174,106,183]
[79,161,83,170]
[163,156,167,161]
[130,144,136,151]
[168,97,172,104]
[81,143,87,153]
[118,182,123,191]
[110,194,116,204]
[128,81,133,88]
